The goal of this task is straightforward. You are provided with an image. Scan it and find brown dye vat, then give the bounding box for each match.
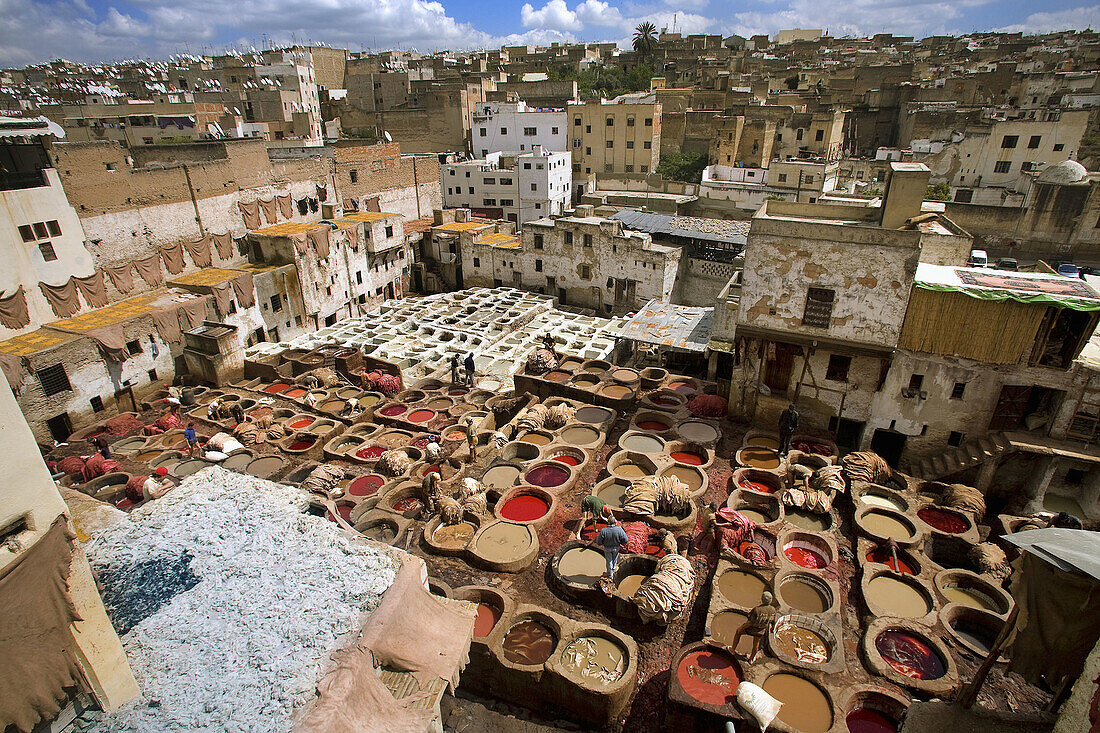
[559,358,583,371]
[942,586,1000,612]
[717,570,767,607]
[313,423,337,435]
[611,368,638,382]
[321,400,346,413]
[560,425,599,445]
[433,521,476,549]
[596,481,630,507]
[600,384,633,399]
[160,434,187,448]
[519,433,552,446]
[780,578,830,614]
[502,619,556,665]
[572,377,599,389]
[678,420,719,443]
[616,462,649,479]
[740,508,771,524]
[473,522,533,564]
[543,371,571,383]
[617,574,648,597]
[951,620,997,654]
[483,464,521,488]
[360,394,380,407]
[474,603,501,638]
[247,456,284,477]
[621,434,664,453]
[559,547,607,585]
[427,398,453,410]
[747,435,780,450]
[772,622,830,665]
[762,674,833,733]
[574,405,613,423]
[665,465,703,492]
[361,522,397,543]
[711,611,754,655]
[134,450,162,462]
[561,636,626,685]
[740,447,780,469]
[786,509,830,531]
[222,453,253,471]
[174,460,207,477]
[863,512,913,540]
[867,576,931,618]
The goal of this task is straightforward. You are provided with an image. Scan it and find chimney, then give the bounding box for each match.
[880,162,931,229]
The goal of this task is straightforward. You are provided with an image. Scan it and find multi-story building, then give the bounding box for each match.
[701,157,840,209]
[442,147,571,224]
[469,100,567,158]
[568,98,661,184]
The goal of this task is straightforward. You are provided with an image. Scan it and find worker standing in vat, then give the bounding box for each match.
[92,435,111,460]
[575,494,607,539]
[719,591,778,665]
[230,402,245,425]
[541,333,557,358]
[592,506,628,578]
[463,353,476,386]
[463,420,478,463]
[184,423,201,458]
[779,403,799,455]
[450,354,460,385]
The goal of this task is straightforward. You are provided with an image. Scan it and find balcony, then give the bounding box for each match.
[0,169,47,191]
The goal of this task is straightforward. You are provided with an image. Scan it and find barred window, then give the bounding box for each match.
[802,287,835,328]
[38,363,71,396]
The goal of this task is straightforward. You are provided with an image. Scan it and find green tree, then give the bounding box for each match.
[926,182,951,201]
[633,22,658,60]
[656,152,708,183]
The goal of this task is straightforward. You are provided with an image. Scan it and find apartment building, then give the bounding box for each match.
[568,99,661,183]
[442,147,571,224]
[701,157,840,209]
[470,100,567,157]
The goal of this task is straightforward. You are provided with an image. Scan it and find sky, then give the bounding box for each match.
[1,0,1098,67]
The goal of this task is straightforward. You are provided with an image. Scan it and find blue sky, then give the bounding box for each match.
[1,0,1098,67]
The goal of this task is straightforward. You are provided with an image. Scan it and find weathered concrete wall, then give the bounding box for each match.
[673,256,738,307]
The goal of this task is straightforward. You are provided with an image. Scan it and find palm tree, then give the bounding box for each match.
[633,22,658,60]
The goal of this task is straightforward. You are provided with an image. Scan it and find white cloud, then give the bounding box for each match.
[576,0,624,26]
[521,0,583,30]
[996,6,1100,33]
[722,0,991,40]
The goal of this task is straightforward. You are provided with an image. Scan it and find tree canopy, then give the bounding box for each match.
[633,22,658,59]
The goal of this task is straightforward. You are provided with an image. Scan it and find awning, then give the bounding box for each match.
[1002,528,1100,580]
[617,300,713,353]
[0,116,65,140]
[915,262,1100,312]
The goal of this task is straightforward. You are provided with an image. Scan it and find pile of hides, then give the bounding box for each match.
[376,449,411,477]
[969,542,1012,582]
[792,439,833,456]
[104,413,144,436]
[302,465,346,496]
[84,454,120,479]
[364,372,400,395]
[622,475,692,517]
[782,486,833,514]
[633,536,695,624]
[462,492,487,515]
[737,540,769,567]
[544,403,575,430]
[142,426,164,436]
[621,521,658,554]
[312,368,340,387]
[79,466,399,733]
[842,451,893,485]
[943,484,986,516]
[58,456,89,479]
[489,431,509,450]
[232,422,259,445]
[205,433,244,454]
[491,394,527,424]
[154,412,184,431]
[687,394,727,418]
[517,404,549,434]
[714,508,756,550]
[809,465,845,496]
[125,475,148,503]
[438,497,463,525]
[525,348,557,375]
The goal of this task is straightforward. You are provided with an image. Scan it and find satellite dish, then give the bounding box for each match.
[383,130,392,142]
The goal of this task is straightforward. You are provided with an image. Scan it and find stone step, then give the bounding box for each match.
[977,436,997,457]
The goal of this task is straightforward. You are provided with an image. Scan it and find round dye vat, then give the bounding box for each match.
[665,466,703,492]
[552,454,580,466]
[786,509,830,531]
[519,432,552,446]
[866,548,916,575]
[772,622,830,665]
[360,394,380,407]
[942,586,1000,612]
[473,603,501,638]
[348,475,384,497]
[671,451,705,465]
[379,404,407,417]
[780,577,830,614]
[433,521,476,549]
[502,619,556,665]
[482,464,521,488]
[356,445,386,460]
[264,383,290,394]
[917,507,969,534]
[678,420,719,443]
[668,381,696,395]
[361,523,397,543]
[717,570,767,607]
[747,435,781,450]
[560,425,599,445]
[617,574,648,597]
[762,674,833,733]
[621,434,664,453]
[846,708,898,733]
[651,395,682,407]
[336,505,353,521]
[445,429,467,441]
[611,368,638,382]
[174,459,206,477]
[785,546,827,569]
[289,418,314,429]
[392,497,423,513]
[561,636,626,685]
[740,479,778,494]
[676,649,741,707]
[134,449,164,462]
[575,406,612,424]
[543,370,571,383]
[407,409,435,424]
[739,447,780,469]
[558,547,607,585]
[321,400,346,413]
[600,384,633,400]
[710,611,753,655]
[596,481,629,507]
[862,511,914,540]
[501,494,550,522]
[313,423,336,435]
[474,522,534,564]
[426,398,452,410]
[288,438,315,451]
[526,464,569,488]
[861,493,907,511]
[573,377,599,389]
[246,456,284,477]
[866,576,932,618]
[222,453,252,471]
[874,630,946,680]
[615,462,649,480]
[637,419,670,432]
[284,388,307,399]
[739,508,771,525]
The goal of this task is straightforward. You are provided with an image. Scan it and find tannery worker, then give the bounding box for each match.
[230,402,245,425]
[425,435,442,464]
[143,467,174,501]
[779,403,799,455]
[576,494,608,539]
[184,423,201,457]
[720,591,778,664]
[464,420,478,463]
[463,353,476,386]
[592,507,628,578]
[92,435,111,460]
[450,354,460,385]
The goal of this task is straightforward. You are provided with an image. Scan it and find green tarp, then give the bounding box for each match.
[914,281,1100,312]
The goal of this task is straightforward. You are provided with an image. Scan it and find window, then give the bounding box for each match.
[909,374,924,391]
[606,117,614,126]
[536,164,544,170]
[479,128,487,137]
[778,173,787,183]
[815,129,824,141]
[954,188,973,203]
[37,363,71,396]
[948,431,964,447]
[583,234,592,247]
[449,169,456,176]
[564,231,573,244]
[523,127,536,136]
[1001,135,1018,149]
[1028,135,1042,149]
[625,165,634,173]
[105,162,115,171]
[46,220,61,236]
[626,117,635,127]
[826,354,851,382]
[465,171,471,177]
[18,225,33,242]
[148,369,158,381]
[951,382,967,399]
[641,165,648,173]
[643,141,652,150]
[385,225,393,237]
[473,257,481,268]
[551,127,558,135]
[804,176,814,184]
[585,147,591,155]
[626,141,634,149]
[356,271,363,284]
[349,169,358,183]
[483,198,496,206]
[535,259,543,272]
[468,187,474,194]
[483,178,496,185]
[605,140,613,148]
[500,199,514,206]
[125,339,142,355]
[500,127,507,135]
[500,177,513,185]
[38,242,56,262]
[530,183,537,191]
[585,125,591,133]
[270,294,282,313]
[994,161,1011,173]
[572,139,581,149]
[796,129,804,141]
[574,117,581,126]
[1054,143,1065,151]
[523,163,531,170]
[802,287,835,328]
[644,118,652,126]
[580,264,591,278]
[90,396,104,412]
[534,234,544,249]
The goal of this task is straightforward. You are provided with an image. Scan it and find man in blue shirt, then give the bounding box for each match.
[184,423,200,458]
[592,507,628,578]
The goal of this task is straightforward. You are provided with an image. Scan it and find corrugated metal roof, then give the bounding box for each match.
[618,300,714,353]
[0,115,65,139]
[610,210,747,245]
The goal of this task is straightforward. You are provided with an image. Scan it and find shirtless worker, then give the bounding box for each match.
[716,590,778,664]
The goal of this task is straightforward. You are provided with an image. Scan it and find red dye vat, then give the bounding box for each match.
[637,420,669,432]
[580,522,607,541]
[552,454,580,466]
[652,396,680,406]
[784,546,827,569]
[866,548,916,575]
[671,451,704,465]
[356,445,386,460]
[288,439,315,451]
[115,498,134,510]
[846,708,898,733]
[917,507,969,534]
[392,497,423,512]
[448,389,467,397]
[501,494,550,521]
[264,383,290,394]
[284,388,307,399]
[336,505,353,521]
[874,630,946,680]
[348,475,384,497]
[526,464,569,488]
[668,381,696,395]
[425,465,441,475]
[379,404,407,416]
[739,479,776,494]
[408,409,435,424]
[473,603,501,638]
[289,419,313,429]
[793,440,832,456]
[676,649,741,706]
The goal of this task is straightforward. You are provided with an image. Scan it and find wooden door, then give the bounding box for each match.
[989,385,1032,431]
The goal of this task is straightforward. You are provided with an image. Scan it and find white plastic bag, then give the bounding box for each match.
[736,681,783,733]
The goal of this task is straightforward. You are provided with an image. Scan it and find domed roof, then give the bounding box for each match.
[1037,159,1089,185]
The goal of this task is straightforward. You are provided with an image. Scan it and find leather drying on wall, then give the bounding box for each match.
[238,200,262,229]
[0,354,25,391]
[231,272,256,308]
[159,243,186,275]
[277,194,293,219]
[151,306,183,344]
[260,198,278,224]
[290,233,309,257]
[87,325,128,362]
[344,225,361,251]
[104,264,136,295]
[133,254,164,287]
[212,232,234,260]
[38,279,81,319]
[308,227,331,260]
[74,272,109,309]
[364,196,381,213]
[184,236,213,268]
[0,286,30,330]
[178,297,209,332]
[212,283,234,317]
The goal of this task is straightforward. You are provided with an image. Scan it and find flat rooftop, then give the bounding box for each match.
[0,327,77,356]
[169,267,251,288]
[337,212,399,223]
[434,220,494,233]
[475,232,521,248]
[250,221,320,237]
[916,263,1100,310]
[611,211,749,245]
[617,299,714,353]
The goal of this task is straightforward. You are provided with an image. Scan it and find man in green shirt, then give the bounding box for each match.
[576,494,607,539]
